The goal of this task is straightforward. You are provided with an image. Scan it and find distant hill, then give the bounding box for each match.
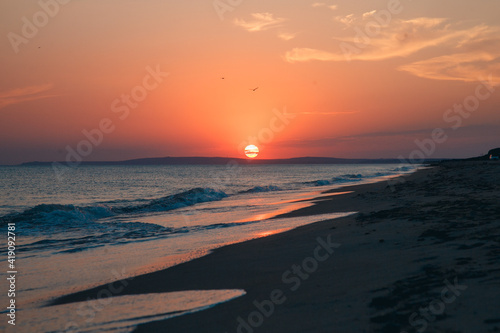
[119,156,401,165]
[19,156,445,166]
[489,148,500,157]
[464,147,500,161]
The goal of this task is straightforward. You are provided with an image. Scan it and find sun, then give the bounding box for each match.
[244,145,259,158]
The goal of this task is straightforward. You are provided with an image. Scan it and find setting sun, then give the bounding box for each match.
[244,145,259,158]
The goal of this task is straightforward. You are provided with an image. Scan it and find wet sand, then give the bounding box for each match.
[52,161,500,332]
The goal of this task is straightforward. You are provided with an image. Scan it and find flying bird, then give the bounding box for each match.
[250,87,259,92]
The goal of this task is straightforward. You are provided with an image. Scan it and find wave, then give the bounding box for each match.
[305,167,418,187]
[341,173,361,179]
[116,188,228,214]
[391,165,415,172]
[13,220,259,255]
[1,188,228,230]
[306,173,366,187]
[0,187,231,253]
[313,180,332,186]
[3,204,115,229]
[239,185,282,194]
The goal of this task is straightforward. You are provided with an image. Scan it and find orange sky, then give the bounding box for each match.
[1,0,499,164]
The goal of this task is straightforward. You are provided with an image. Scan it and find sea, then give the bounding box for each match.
[0,163,416,332]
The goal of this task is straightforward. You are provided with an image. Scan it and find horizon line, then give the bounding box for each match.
[0,155,453,167]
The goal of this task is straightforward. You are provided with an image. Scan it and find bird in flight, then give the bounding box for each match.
[250,87,259,92]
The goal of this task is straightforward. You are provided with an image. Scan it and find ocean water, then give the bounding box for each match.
[0,163,416,332]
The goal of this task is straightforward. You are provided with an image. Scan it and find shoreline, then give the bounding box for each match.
[49,161,500,332]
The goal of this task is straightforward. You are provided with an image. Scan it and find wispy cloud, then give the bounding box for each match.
[276,124,500,149]
[285,48,344,62]
[398,25,500,84]
[287,18,471,61]
[286,15,500,83]
[362,10,376,19]
[0,84,54,110]
[234,13,286,32]
[312,2,325,8]
[399,53,500,84]
[292,111,358,116]
[274,136,352,148]
[287,17,453,62]
[333,13,355,27]
[345,124,500,139]
[278,32,297,41]
[312,2,337,10]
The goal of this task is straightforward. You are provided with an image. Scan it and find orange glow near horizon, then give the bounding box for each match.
[1,1,499,164]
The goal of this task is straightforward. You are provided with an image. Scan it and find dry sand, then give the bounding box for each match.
[52,161,500,332]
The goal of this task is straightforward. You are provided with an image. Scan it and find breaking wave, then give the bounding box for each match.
[1,188,228,230]
[239,185,282,194]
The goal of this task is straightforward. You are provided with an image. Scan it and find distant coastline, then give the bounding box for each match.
[16,156,446,167]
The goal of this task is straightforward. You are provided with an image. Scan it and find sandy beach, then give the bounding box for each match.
[51,161,500,332]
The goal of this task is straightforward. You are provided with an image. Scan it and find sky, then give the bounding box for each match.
[1,0,499,164]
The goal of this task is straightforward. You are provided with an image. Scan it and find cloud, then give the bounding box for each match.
[285,48,345,62]
[234,13,286,32]
[398,25,500,84]
[362,10,376,19]
[275,124,500,150]
[292,111,358,116]
[347,128,436,139]
[399,53,500,84]
[278,32,297,41]
[312,2,325,7]
[333,14,355,27]
[312,2,337,10]
[346,124,500,140]
[287,17,454,62]
[285,14,500,83]
[274,136,351,148]
[286,18,475,62]
[0,84,54,110]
